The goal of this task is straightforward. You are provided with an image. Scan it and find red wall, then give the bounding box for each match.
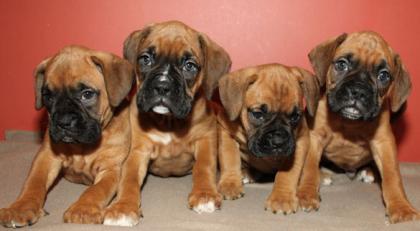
[0,0,419,162]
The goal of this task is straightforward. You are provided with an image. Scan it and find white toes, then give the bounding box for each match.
[192,201,216,214]
[242,176,251,184]
[321,177,333,186]
[103,215,139,227]
[356,170,375,184]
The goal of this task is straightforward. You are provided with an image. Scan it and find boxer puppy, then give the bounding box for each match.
[217,64,320,214]
[103,21,231,226]
[0,46,134,227]
[297,31,420,223]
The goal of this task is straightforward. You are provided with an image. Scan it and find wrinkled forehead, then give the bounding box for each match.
[335,32,394,68]
[245,68,301,112]
[140,24,202,60]
[44,53,104,90]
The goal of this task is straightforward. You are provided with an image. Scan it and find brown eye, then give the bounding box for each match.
[289,108,301,126]
[250,110,264,120]
[183,59,198,73]
[378,70,391,85]
[42,89,53,104]
[81,89,97,101]
[248,104,268,124]
[138,53,153,66]
[334,59,350,72]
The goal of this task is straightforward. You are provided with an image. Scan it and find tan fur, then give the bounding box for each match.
[0,46,134,227]
[297,31,419,224]
[103,21,231,225]
[217,64,318,214]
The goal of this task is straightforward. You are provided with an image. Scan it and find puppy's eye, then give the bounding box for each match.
[289,110,301,127]
[42,89,53,104]
[378,70,391,85]
[80,89,97,101]
[334,59,350,72]
[139,53,153,66]
[248,104,268,123]
[183,59,198,73]
[250,110,264,120]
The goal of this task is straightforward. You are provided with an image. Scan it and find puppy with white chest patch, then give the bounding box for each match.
[103,21,231,226]
[0,46,134,227]
[217,64,320,214]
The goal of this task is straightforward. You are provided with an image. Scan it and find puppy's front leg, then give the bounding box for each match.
[63,167,120,224]
[0,144,62,228]
[265,133,308,215]
[297,131,325,212]
[217,126,244,200]
[189,133,222,213]
[103,148,150,227]
[370,123,420,223]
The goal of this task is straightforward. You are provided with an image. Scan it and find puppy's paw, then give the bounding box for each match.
[265,192,298,215]
[356,169,375,184]
[297,188,320,212]
[218,176,244,200]
[188,190,222,214]
[103,202,141,227]
[63,203,103,224]
[387,204,420,224]
[0,201,46,228]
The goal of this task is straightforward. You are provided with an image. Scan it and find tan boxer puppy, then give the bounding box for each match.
[0,46,134,227]
[217,64,320,214]
[103,21,231,226]
[297,32,420,223]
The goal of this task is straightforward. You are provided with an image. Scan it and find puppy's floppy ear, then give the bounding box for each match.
[123,27,152,64]
[199,33,232,100]
[294,68,320,117]
[390,54,412,112]
[34,58,51,110]
[308,33,347,87]
[91,52,135,107]
[218,69,258,121]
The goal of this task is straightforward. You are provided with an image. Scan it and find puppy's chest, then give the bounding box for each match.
[146,133,195,177]
[60,154,97,185]
[323,132,372,170]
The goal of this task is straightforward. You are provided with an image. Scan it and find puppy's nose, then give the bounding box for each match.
[55,113,78,130]
[154,81,171,96]
[154,75,171,96]
[266,129,288,148]
[347,87,368,102]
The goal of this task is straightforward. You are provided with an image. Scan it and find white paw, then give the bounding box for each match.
[242,176,251,184]
[321,176,333,186]
[356,170,375,184]
[192,201,216,214]
[103,215,139,227]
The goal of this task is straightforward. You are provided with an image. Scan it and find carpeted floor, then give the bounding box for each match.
[0,140,420,231]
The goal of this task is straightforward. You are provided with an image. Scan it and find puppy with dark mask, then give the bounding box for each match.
[103,21,231,226]
[217,64,319,214]
[0,46,134,227]
[297,32,420,223]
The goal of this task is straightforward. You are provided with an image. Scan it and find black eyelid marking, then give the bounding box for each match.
[376,60,389,72]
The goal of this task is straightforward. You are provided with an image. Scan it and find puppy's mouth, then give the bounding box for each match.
[340,106,362,120]
[61,136,76,143]
[148,97,173,115]
[152,105,170,115]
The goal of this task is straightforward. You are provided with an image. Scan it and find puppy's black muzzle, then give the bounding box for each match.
[328,79,380,121]
[137,71,192,119]
[249,127,295,158]
[49,96,101,144]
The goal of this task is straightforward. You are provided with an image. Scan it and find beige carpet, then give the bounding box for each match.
[0,140,420,231]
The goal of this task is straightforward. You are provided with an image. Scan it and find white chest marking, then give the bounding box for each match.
[147,133,172,145]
